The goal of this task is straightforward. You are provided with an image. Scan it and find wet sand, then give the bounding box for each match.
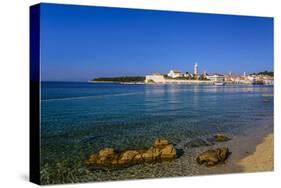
[238,133,273,172]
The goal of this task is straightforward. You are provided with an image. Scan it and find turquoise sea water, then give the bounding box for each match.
[40,82,273,184]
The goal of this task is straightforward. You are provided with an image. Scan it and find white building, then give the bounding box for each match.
[247,75,256,82]
[184,72,193,78]
[206,74,225,82]
[167,70,182,78]
[145,73,166,83]
[263,79,274,85]
[203,70,207,76]
[194,63,198,75]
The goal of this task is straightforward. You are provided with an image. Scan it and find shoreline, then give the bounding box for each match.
[89,80,273,86]
[238,133,273,172]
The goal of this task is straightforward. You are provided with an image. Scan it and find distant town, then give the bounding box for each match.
[92,63,274,85]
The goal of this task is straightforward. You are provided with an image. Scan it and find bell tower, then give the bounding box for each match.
[194,63,198,75]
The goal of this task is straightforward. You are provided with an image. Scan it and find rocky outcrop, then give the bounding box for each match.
[86,138,177,169]
[196,147,231,167]
[207,134,231,142]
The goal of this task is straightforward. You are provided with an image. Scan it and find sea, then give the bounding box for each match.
[40,82,274,184]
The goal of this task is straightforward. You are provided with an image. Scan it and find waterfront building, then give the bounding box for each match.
[203,70,207,76]
[255,75,274,85]
[206,74,225,82]
[167,70,182,78]
[263,78,274,85]
[247,75,256,82]
[184,72,192,78]
[145,73,166,83]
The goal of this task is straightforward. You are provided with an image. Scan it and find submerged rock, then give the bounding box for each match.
[86,138,177,169]
[185,138,214,148]
[196,147,231,167]
[207,134,231,142]
[263,99,271,103]
[261,93,273,97]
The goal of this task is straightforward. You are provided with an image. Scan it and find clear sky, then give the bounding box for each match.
[40,3,273,81]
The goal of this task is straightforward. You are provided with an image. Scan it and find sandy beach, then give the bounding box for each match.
[238,133,273,172]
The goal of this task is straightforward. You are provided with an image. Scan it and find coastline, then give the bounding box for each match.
[238,133,273,172]
[89,80,273,86]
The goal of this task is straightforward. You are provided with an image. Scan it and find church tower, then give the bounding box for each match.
[194,63,198,75]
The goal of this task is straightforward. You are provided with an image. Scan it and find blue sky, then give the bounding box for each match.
[40,3,273,81]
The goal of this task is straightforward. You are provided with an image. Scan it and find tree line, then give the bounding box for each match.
[93,76,145,82]
[250,71,273,76]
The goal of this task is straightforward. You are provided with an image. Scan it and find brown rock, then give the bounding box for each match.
[96,156,109,165]
[154,138,169,148]
[196,147,231,167]
[98,148,115,157]
[111,159,118,165]
[141,151,154,162]
[118,150,139,164]
[133,153,144,163]
[86,138,178,169]
[86,154,98,164]
[140,147,158,162]
[150,147,162,159]
[160,144,176,159]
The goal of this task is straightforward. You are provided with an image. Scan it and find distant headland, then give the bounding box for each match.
[90,76,145,84]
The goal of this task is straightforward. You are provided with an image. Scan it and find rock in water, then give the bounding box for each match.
[99,148,115,157]
[214,134,231,142]
[261,93,273,97]
[86,138,177,169]
[154,138,169,148]
[118,150,139,165]
[141,147,160,162]
[207,134,231,142]
[196,147,231,167]
[185,138,214,148]
[160,144,177,159]
[263,99,271,103]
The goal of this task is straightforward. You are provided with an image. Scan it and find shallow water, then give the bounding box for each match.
[40,82,273,184]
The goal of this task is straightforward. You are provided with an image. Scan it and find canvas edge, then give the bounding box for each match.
[29,3,41,185]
